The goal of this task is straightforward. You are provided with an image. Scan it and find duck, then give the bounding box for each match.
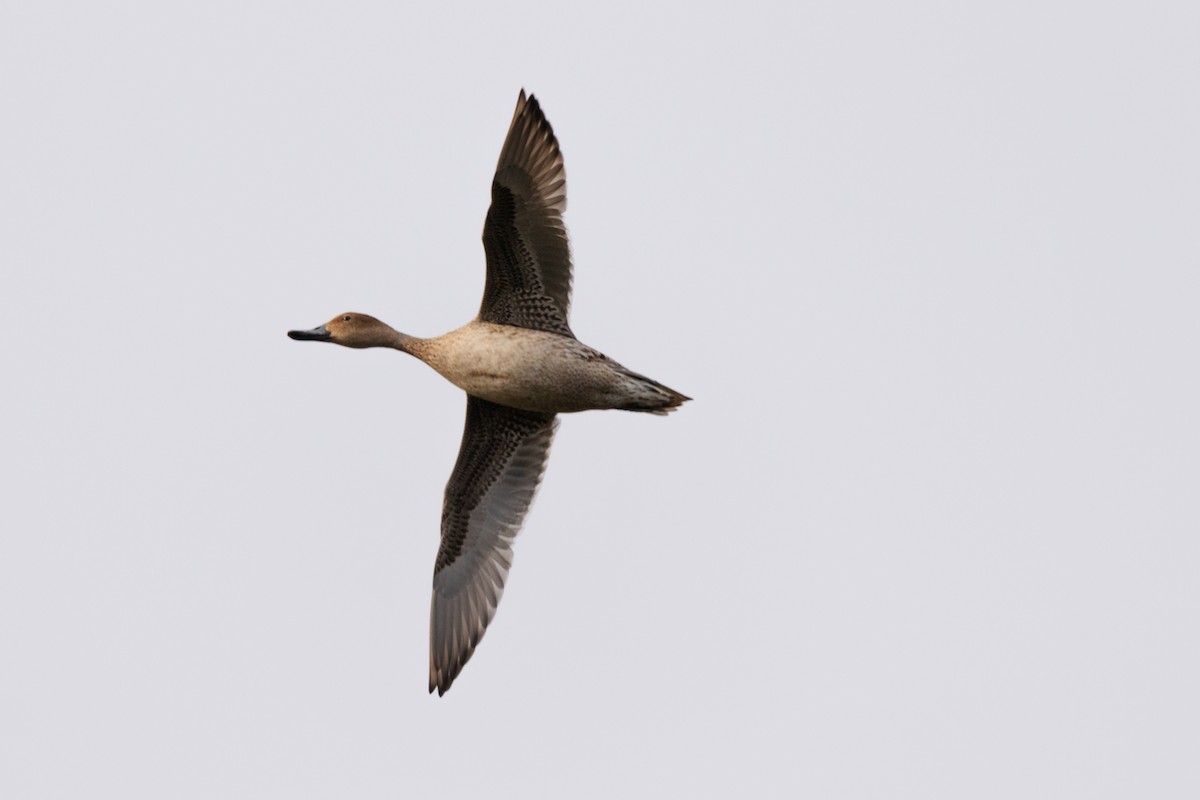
[288,90,689,695]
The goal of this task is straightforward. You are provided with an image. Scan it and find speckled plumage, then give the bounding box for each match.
[288,90,689,696]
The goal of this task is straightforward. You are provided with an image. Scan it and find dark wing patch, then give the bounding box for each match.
[430,396,558,695]
[479,90,574,337]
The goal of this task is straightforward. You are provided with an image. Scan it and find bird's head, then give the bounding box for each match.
[288,313,396,349]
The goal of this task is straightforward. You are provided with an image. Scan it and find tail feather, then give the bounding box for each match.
[616,368,691,415]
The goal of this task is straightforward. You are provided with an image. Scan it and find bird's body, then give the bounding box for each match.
[400,321,686,414]
[289,91,688,694]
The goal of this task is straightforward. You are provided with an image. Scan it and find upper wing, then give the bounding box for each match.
[429,395,558,695]
[479,90,574,337]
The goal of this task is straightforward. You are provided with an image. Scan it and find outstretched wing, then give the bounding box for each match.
[479,90,574,337]
[429,396,558,695]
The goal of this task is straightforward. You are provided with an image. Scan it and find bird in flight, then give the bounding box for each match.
[289,90,689,695]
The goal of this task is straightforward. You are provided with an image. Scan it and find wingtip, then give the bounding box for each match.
[516,88,534,115]
[429,671,454,696]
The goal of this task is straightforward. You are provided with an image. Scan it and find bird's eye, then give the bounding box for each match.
[342,315,351,322]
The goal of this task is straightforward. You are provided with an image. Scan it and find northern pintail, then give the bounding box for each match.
[289,91,689,695]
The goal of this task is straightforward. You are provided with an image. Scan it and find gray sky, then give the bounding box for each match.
[2,1,1198,797]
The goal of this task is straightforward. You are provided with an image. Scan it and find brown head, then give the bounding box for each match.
[287,312,403,349]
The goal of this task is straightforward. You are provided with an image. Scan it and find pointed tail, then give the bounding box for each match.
[617,368,691,415]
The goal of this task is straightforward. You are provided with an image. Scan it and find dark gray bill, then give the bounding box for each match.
[287,325,331,341]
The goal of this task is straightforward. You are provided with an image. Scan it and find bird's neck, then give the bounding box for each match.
[383,327,430,360]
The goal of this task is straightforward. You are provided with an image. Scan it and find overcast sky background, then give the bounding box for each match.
[2,2,1198,797]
